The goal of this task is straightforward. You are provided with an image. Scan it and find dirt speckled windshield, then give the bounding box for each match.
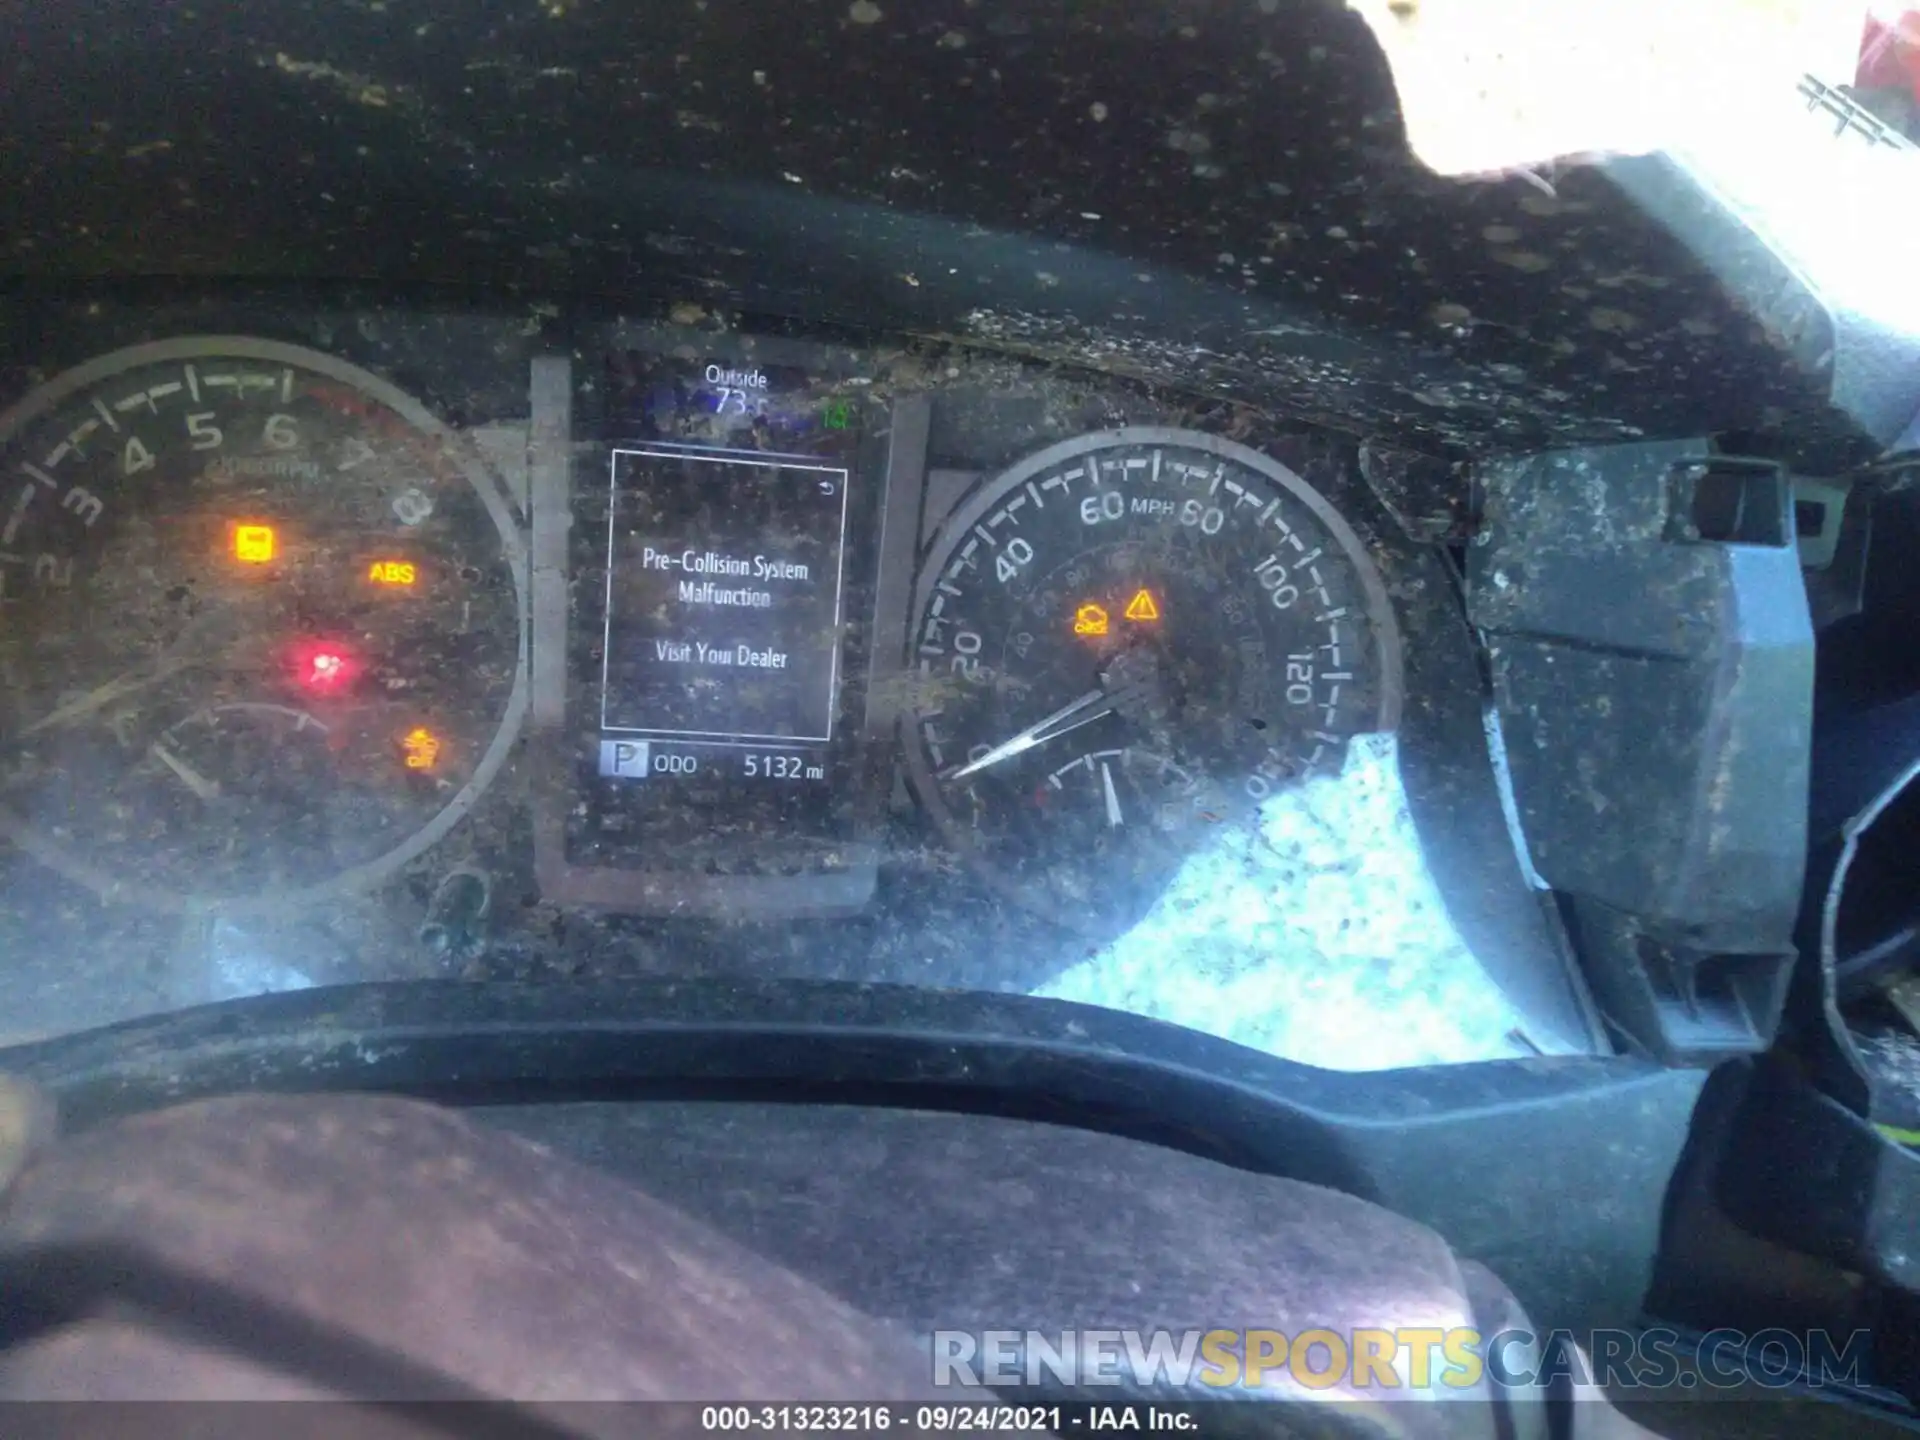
[0,0,1906,1081]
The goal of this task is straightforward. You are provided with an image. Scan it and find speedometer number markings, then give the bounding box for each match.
[905,428,1402,932]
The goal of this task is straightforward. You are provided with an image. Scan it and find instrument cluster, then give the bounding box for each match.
[0,296,1586,1069]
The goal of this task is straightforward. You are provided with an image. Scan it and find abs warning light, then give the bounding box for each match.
[1073,602,1111,636]
[233,524,277,564]
[1124,588,1162,622]
[368,560,418,587]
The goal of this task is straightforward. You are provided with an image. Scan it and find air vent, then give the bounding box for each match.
[1668,459,1790,547]
[1798,74,1918,152]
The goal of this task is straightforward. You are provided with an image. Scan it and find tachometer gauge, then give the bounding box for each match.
[0,337,527,911]
[904,428,1403,932]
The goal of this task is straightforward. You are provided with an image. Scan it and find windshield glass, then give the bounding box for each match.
[0,0,1894,1072]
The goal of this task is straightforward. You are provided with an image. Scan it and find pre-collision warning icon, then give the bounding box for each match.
[599,739,652,779]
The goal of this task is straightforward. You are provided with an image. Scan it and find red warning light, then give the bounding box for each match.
[290,639,360,693]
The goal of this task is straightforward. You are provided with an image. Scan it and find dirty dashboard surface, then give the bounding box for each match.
[0,292,1601,1067]
[7,0,1917,1073]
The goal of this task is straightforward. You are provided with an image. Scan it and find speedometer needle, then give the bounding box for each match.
[945,687,1116,780]
[1101,761,1124,828]
[952,675,1159,779]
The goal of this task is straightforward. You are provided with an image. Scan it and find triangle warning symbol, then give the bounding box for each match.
[1124,588,1161,622]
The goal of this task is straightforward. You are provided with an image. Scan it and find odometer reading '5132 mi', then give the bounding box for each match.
[904,428,1403,933]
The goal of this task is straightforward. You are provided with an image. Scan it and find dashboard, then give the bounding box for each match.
[0,291,1599,1066]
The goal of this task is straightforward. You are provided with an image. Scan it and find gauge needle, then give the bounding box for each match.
[150,741,222,801]
[945,687,1114,780]
[20,656,201,737]
[17,610,245,738]
[946,666,1165,782]
[1101,760,1124,828]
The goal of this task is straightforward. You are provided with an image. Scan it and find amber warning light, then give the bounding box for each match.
[233,524,277,565]
[1074,590,1161,638]
[401,727,441,771]
[368,560,417,587]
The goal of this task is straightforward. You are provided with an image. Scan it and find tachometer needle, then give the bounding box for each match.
[151,741,222,801]
[1101,760,1124,828]
[945,687,1114,780]
[21,657,199,737]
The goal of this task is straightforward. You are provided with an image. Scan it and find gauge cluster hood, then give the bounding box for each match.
[5,0,1918,466]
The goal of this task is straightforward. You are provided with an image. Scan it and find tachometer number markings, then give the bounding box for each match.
[0,337,527,912]
[60,487,103,527]
[391,486,435,526]
[184,411,223,451]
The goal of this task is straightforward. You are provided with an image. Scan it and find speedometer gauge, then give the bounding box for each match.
[904,428,1403,932]
[0,337,527,912]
